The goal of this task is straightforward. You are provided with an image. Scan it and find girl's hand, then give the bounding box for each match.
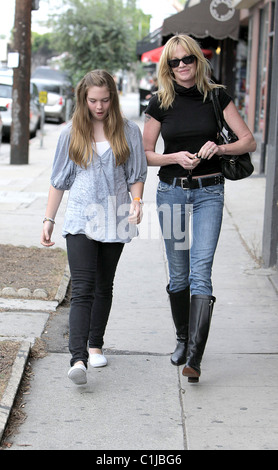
[41,221,55,247]
[128,200,143,225]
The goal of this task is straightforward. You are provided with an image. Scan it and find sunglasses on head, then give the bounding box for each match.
[167,55,196,68]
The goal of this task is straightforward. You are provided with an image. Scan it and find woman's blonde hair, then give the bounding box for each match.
[157,34,223,109]
[69,69,130,167]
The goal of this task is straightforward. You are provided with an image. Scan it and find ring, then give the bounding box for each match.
[209,149,214,153]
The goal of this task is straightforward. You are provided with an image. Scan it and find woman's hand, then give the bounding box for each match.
[196,141,219,160]
[128,200,143,225]
[41,221,55,247]
[175,151,201,170]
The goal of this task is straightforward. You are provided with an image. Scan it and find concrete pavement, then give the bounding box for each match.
[0,93,277,451]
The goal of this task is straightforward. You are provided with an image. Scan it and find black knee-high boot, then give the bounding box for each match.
[166,285,190,366]
[182,294,215,382]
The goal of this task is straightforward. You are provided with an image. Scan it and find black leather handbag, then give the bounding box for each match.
[211,89,254,180]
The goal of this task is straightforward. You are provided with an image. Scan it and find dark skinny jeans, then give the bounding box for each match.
[66,234,124,367]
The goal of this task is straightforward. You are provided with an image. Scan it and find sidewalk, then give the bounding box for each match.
[0,93,277,450]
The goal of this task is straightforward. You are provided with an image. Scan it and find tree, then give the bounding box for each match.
[48,0,151,84]
[32,32,57,56]
[31,32,59,66]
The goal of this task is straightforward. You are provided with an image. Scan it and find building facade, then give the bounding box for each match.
[234,0,278,268]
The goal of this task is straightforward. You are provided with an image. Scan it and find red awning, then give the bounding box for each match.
[141,46,164,63]
[141,46,213,63]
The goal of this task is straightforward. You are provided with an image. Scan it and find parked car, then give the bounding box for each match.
[32,66,71,83]
[0,108,3,146]
[31,67,74,123]
[0,73,41,140]
[31,78,74,123]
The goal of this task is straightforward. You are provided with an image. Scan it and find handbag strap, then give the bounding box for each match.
[211,88,237,140]
[211,88,224,133]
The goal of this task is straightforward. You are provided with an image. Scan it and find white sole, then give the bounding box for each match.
[68,365,87,385]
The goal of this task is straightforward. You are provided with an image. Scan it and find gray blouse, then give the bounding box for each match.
[51,119,147,243]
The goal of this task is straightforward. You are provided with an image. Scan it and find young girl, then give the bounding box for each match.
[41,70,147,385]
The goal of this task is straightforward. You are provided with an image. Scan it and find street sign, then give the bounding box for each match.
[7,52,19,68]
[39,91,48,104]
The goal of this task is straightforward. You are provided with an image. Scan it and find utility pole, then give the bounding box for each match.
[10,0,32,165]
[262,2,278,268]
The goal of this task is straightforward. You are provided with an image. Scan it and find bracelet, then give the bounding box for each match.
[133,197,143,204]
[43,217,55,224]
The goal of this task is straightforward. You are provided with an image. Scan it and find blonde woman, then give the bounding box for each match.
[143,35,256,382]
[41,70,147,385]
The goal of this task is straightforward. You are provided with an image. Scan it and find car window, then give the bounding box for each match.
[36,84,61,94]
[0,84,12,99]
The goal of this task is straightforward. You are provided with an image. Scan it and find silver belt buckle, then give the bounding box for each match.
[180,177,190,190]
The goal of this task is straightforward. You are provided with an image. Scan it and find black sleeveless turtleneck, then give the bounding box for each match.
[145,83,231,178]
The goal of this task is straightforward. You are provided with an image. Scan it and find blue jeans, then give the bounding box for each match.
[156,179,224,295]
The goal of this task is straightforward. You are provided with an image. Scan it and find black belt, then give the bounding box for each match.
[159,174,224,190]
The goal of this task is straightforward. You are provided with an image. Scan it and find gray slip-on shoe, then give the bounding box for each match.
[68,363,87,385]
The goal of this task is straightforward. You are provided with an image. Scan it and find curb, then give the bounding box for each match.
[55,263,71,304]
[0,264,71,303]
[0,265,71,443]
[0,263,71,311]
[0,341,31,443]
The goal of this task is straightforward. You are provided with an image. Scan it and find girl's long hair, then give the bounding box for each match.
[69,69,130,167]
[157,34,223,109]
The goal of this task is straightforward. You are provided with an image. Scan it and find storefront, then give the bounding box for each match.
[234,0,278,268]
[235,0,275,172]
